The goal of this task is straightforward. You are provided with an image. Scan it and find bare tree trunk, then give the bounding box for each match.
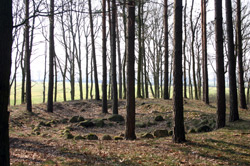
[226,0,239,121]
[122,0,127,99]
[25,0,32,112]
[125,0,136,140]
[236,0,247,109]
[85,35,89,99]
[0,0,12,164]
[111,0,118,114]
[88,0,100,100]
[172,0,186,143]
[47,0,55,113]
[43,39,47,103]
[116,8,122,100]
[102,0,108,113]
[215,0,226,128]
[183,0,187,99]
[201,0,209,104]
[54,59,57,102]
[164,0,169,99]
[137,0,142,98]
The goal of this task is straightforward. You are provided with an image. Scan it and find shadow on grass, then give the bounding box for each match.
[10,137,136,166]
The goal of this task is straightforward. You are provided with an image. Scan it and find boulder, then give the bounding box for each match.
[108,114,124,122]
[92,119,105,127]
[79,120,94,128]
[74,135,84,140]
[102,135,112,140]
[114,136,123,140]
[87,133,98,140]
[69,116,85,123]
[154,130,169,138]
[155,115,164,121]
[197,125,211,132]
[141,133,154,139]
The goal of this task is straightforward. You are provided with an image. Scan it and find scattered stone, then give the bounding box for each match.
[33,126,40,132]
[64,133,74,139]
[136,122,147,128]
[35,131,40,135]
[197,125,211,132]
[152,110,160,114]
[141,133,154,139]
[64,126,73,131]
[114,136,123,140]
[87,133,98,140]
[188,128,197,133]
[92,119,105,127]
[119,133,125,137]
[38,121,51,127]
[61,118,68,124]
[69,116,85,123]
[79,120,95,128]
[108,114,125,122]
[102,135,112,140]
[74,135,84,140]
[154,130,169,138]
[166,121,172,127]
[147,121,157,127]
[45,122,52,127]
[168,130,173,136]
[80,108,86,112]
[155,115,164,121]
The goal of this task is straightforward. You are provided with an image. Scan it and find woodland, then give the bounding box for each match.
[0,0,250,165]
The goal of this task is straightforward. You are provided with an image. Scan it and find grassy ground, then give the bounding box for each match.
[9,98,250,166]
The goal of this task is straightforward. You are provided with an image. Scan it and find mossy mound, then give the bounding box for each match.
[108,114,124,122]
[102,134,112,140]
[188,128,197,133]
[155,115,164,121]
[64,133,74,139]
[79,120,95,128]
[86,133,98,140]
[168,130,173,136]
[61,118,69,124]
[38,121,51,127]
[69,116,85,123]
[197,125,211,132]
[141,133,154,139]
[114,136,123,140]
[136,122,147,128]
[74,135,84,140]
[92,119,105,127]
[154,130,169,138]
[147,121,157,127]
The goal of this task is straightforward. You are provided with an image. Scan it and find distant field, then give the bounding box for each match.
[10,82,241,106]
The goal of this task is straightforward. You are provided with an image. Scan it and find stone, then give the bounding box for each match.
[114,136,123,140]
[108,114,125,122]
[153,130,169,138]
[64,133,74,139]
[197,125,211,132]
[92,119,105,127]
[70,116,85,123]
[74,135,84,140]
[87,133,98,140]
[141,133,154,139]
[155,115,164,121]
[102,135,112,140]
[136,122,147,128]
[79,120,95,128]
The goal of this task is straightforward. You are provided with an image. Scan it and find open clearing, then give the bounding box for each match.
[9,99,250,166]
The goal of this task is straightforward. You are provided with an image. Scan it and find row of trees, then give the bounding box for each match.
[1,0,249,164]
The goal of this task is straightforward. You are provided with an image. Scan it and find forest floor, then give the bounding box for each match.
[9,98,250,166]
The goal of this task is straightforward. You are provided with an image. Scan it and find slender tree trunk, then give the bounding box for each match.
[201,0,209,104]
[116,9,122,100]
[215,0,226,128]
[111,0,118,114]
[54,59,57,102]
[102,0,108,113]
[47,0,55,113]
[236,0,247,109]
[90,56,93,99]
[122,0,127,99]
[183,0,187,99]
[226,0,239,121]
[88,0,100,100]
[25,0,32,112]
[125,0,136,140]
[43,39,47,103]
[247,79,249,104]
[137,0,142,98]
[164,0,169,99]
[0,0,12,164]
[20,31,26,104]
[85,35,89,99]
[172,0,185,143]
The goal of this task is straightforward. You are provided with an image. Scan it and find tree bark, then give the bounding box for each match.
[47,0,55,113]
[183,0,187,99]
[215,0,226,128]
[164,0,169,99]
[172,0,186,143]
[125,0,136,140]
[0,0,12,164]
[236,0,247,109]
[88,0,100,100]
[25,0,32,112]
[102,0,108,113]
[201,0,209,104]
[111,0,118,114]
[225,0,239,121]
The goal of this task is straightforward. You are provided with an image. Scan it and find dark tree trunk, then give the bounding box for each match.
[172,0,186,143]
[25,0,32,112]
[201,0,209,104]
[0,0,12,164]
[215,0,226,128]
[183,0,187,99]
[125,0,136,140]
[225,0,239,121]
[88,0,100,100]
[137,0,142,98]
[122,0,127,99]
[163,0,169,100]
[85,35,89,99]
[43,39,47,103]
[54,59,57,102]
[102,0,108,114]
[111,0,118,114]
[47,0,54,113]
[236,0,247,109]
